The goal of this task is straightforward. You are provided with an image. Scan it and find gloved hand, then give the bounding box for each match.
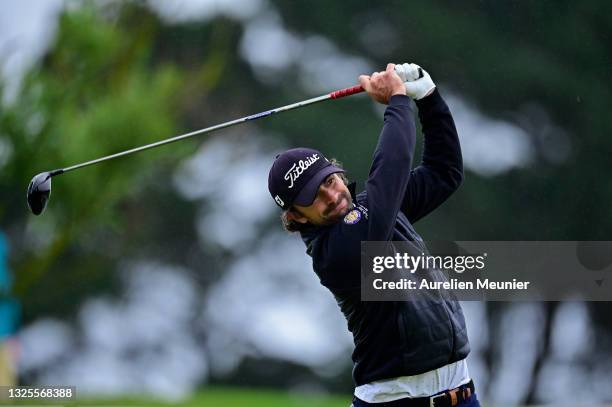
[394,63,436,100]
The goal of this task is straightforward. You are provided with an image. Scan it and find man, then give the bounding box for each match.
[268,63,479,407]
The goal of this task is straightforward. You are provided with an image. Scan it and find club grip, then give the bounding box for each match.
[329,85,364,99]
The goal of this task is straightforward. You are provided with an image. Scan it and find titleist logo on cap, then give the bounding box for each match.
[284,153,320,189]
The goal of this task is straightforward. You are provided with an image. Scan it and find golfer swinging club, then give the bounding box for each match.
[268,62,478,407]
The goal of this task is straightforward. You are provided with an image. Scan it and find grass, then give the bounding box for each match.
[1,386,352,407]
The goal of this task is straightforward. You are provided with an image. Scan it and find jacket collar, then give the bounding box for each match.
[347,181,357,201]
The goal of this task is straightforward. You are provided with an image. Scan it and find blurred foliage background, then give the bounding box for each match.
[0,0,611,405]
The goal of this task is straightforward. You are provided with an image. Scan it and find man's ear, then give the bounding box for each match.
[286,208,308,224]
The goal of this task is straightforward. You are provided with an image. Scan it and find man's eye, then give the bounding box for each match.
[327,177,334,185]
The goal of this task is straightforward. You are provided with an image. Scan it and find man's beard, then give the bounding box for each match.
[322,191,353,223]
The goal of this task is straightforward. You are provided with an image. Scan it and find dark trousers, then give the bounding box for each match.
[351,393,481,407]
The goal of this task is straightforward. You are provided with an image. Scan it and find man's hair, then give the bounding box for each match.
[281,158,349,233]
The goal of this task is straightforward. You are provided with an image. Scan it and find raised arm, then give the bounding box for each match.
[393,64,463,223]
[402,88,463,223]
[359,64,417,241]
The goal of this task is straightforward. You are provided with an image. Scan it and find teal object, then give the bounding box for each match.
[0,233,19,338]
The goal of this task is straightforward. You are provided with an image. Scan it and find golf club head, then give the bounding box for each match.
[27,172,52,215]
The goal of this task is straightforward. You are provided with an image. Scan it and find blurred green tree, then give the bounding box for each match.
[0,4,190,319]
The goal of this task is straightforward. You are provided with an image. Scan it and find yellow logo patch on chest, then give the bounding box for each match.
[343,209,362,225]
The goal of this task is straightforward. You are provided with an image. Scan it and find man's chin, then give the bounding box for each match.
[325,200,354,223]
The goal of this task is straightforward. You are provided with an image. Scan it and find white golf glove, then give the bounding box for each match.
[394,63,436,100]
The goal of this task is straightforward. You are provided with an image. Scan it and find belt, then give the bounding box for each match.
[426,380,475,407]
[354,380,475,407]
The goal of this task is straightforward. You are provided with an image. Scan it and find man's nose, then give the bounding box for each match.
[320,187,337,204]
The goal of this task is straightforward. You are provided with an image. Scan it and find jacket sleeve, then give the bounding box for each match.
[401,89,464,223]
[365,95,417,241]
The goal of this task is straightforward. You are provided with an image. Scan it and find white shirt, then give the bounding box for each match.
[354,360,471,403]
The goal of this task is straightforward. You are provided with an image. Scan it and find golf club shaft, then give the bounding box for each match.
[55,85,365,175]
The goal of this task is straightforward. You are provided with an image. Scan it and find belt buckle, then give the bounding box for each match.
[429,393,446,407]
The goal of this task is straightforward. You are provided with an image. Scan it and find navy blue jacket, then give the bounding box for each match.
[300,89,470,386]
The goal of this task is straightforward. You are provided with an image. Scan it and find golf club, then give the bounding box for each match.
[26,84,366,215]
